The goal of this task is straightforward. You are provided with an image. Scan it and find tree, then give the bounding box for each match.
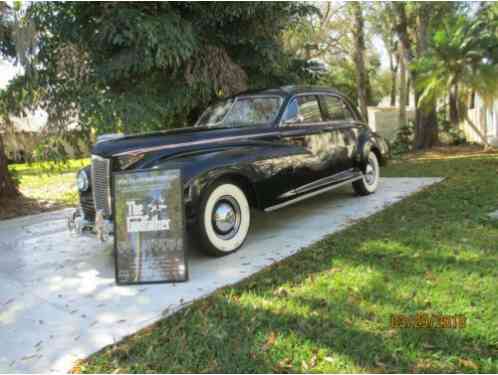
[283,2,385,109]
[283,3,347,60]
[20,3,316,136]
[0,125,19,199]
[0,1,19,200]
[368,3,399,107]
[350,2,369,121]
[391,2,469,150]
[398,42,407,129]
[416,6,498,148]
[392,3,433,149]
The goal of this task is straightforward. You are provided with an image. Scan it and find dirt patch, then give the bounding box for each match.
[0,195,69,220]
[400,145,498,161]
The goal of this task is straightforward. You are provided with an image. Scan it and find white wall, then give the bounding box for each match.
[460,96,498,146]
[367,107,415,141]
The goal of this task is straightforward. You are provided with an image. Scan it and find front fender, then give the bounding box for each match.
[146,146,273,218]
[188,164,260,213]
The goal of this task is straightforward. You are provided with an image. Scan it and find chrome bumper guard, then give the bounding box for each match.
[67,208,113,242]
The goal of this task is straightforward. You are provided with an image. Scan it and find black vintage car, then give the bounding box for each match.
[71,86,389,256]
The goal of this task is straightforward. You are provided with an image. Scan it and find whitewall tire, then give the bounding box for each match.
[353,151,380,195]
[196,181,251,256]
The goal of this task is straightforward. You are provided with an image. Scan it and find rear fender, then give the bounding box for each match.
[357,132,388,171]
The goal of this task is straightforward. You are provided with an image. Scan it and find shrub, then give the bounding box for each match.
[390,121,414,155]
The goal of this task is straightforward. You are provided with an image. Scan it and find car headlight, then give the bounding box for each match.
[77,170,89,192]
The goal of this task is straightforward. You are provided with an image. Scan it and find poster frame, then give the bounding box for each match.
[112,165,188,285]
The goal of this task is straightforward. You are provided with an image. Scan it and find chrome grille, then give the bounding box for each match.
[80,191,96,221]
[91,155,112,217]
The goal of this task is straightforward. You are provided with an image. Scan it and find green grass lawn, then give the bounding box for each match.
[8,158,89,207]
[1,158,90,220]
[75,149,498,373]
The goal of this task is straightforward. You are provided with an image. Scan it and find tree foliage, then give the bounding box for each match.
[417,6,498,107]
[282,2,386,108]
[389,2,463,149]
[0,1,20,198]
[415,4,498,148]
[18,2,316,134]
[367,2,400,107]
[0,1,15,57]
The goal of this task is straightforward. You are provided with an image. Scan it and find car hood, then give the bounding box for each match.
[91,125,275,158]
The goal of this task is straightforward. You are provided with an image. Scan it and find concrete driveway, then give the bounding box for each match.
[0,177,442,373]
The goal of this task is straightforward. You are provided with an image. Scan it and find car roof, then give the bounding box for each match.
[235,85,344,98]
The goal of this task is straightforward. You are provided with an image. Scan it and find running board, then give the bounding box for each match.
[264,175,363,212]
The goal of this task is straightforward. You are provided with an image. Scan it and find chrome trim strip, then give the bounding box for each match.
[265,176,363,212]
[280,127,324,135]
[113,131,281,157]
[278,169,357,198]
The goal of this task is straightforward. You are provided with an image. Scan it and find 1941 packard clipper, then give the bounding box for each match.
[69,86,389,256]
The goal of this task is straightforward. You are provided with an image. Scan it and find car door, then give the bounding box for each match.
[278,95,332,198]
[319,94,358,176]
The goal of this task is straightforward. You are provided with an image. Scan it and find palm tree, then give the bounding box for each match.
[417,9,498,149]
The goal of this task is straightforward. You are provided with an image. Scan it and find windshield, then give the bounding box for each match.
[196,96,283,128]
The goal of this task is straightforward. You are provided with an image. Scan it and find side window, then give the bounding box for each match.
[323,96,354,121]
[298,96,322,123]
[284,99,299,122]
[283,96,322,124]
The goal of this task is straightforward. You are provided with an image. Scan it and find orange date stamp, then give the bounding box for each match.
[390,313,467,329]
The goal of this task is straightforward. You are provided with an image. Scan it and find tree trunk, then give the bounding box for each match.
[392,4,414,68]
[393,2,438,149]
[413,6,438,149]
[449,82,459,127]
[389,51,398,107]
[413,91,423,149]
[422,106,439,148]
[0,133,19,201]
[413,96,438,149]
[390,74,397,106]
[398,43,407,128]
[406,77,411,107]
[352,2,368,122]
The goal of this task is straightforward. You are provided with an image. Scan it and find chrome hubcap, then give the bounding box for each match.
[212,196,241,239]
[365,159,377,185]
[214,202,236,232]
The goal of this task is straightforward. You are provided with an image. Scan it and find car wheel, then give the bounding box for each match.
[196,180,251,256]
[353,151,380,195]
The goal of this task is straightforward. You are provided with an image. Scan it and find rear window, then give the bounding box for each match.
[322,95,354,121]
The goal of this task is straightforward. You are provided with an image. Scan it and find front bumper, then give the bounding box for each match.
[67,207,113,241]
